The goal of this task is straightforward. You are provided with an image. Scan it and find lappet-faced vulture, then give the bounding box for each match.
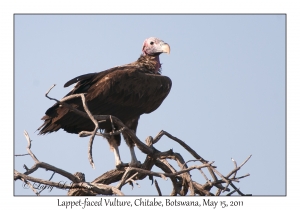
[38,37,172,168]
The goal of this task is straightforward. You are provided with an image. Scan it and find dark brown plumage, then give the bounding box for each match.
[38,37,171,167]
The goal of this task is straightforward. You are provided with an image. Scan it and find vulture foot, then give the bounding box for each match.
[115,162,129,170]
[129,160,142,168]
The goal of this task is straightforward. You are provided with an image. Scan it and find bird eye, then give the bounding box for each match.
[150,41,154,45]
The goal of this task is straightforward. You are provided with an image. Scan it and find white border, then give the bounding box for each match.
[2,0,298,209]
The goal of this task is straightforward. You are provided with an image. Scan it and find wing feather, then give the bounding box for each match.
[64,73,98,88]
[40,67,171,134]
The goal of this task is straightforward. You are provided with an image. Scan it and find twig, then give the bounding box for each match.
[17,143,79,182]
[153,131,207,163]
[231,158,238,179]
[160,152,200,195]
[21,178,39,196]
[16,127,251,196]
[181,159,202,169]
[17,161,81,183]
[211,166,230,185]
[23,164,29,171]
[152,130,219,184]
[15,154,30,157]
[24,130,39,163]
[122,163,213,180]
[45,85,88,119]
[231,173,250,181]
[127,179,140,189]
[45,84,56,96]
[116,167,132,189]
[15,170,73,190]
[38,172,56,195]
[125,172,139,185]
[79,93,99,169]
[198,168,212,186]
[15,170,123,196]
[17,131,82,183]
[223,158,238,192]
[45,85,153,168]
[110,115,116,131]
[192,181,213,196]
[78,127,124,139]
[90,183,124,196]
[219,155,252,193]
[154,179,162,196]
[14,85,252,196]
[226,188,238,196]
[46,85,99,168]
[216,188,222,196]
[229,183,245,196]
[181,159,213,187]
[154,159,179,195]
[226,155,252,178]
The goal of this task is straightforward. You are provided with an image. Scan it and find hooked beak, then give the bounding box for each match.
[161,43,170,54]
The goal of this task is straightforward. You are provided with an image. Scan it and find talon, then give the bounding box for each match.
[116,162,128,169]
[116,163,123,170]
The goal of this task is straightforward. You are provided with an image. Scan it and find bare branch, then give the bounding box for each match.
[16,170,124,196]
[116,167,132,190]
[226,155,252,178]
[90,183,124,196]
[198,168,212,186]
[110,115,116,131]
[226,188,238,196]
[45,84,56,97]
[124,163,213,180]
[223,157,238,192]
[21,178,39,196]
[154,179,162,196]
[153,130,207,163]
[231,158,238,179]
[15,86,252,196]
[38,172,56,195]
[23,164,29,171]
[15,154,30,157]
[125,172,139,185]
[216,188,222,196]
[16,128,251,196]
[15,170,72,190]
[152,130,219,184]
[24,130,39,163]
[229,183,245,196]
[232,173,250,181]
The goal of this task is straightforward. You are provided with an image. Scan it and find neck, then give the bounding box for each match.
[154,55,161,74]
[138,54,161,74]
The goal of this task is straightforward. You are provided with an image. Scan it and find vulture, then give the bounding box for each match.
[38,37,172,168]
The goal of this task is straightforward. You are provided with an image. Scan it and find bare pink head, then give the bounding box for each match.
[142,37,170,56]
[141,37,170,74]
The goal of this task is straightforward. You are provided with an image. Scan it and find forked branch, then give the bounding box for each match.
[14,85,252,196]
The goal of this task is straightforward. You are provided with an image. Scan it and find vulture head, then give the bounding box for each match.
[142,37,170,56]
[142,37,170,74]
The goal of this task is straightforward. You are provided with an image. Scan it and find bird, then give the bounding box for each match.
[38,37,172,168]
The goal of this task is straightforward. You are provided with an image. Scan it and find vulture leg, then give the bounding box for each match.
[112,143,123,167]
[124,117,141,167]
[105,128,124,168]
[105,117,141,168]
[129,147,139,166]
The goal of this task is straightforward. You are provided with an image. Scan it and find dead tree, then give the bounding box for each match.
[14,85,252,196]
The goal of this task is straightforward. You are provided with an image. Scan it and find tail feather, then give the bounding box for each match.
[37,115,61,135]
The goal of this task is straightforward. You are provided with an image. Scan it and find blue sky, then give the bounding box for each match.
[14,14,285,196]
